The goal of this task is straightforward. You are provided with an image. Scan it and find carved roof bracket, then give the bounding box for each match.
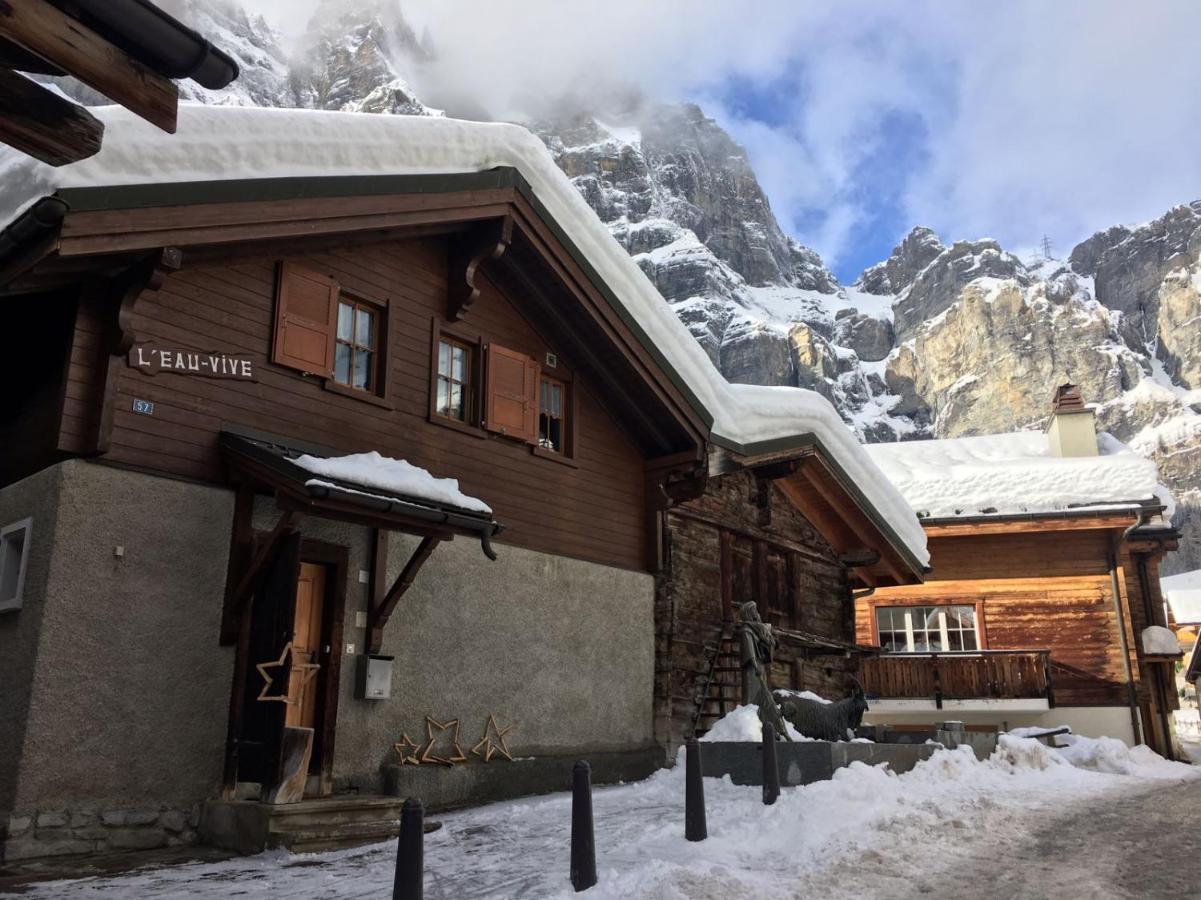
[447,215,513,322]
[108,245,182,354]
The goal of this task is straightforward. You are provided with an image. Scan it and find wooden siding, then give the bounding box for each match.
[656,471,857,747]
[62,237,649,571]
[855,528,1166,708]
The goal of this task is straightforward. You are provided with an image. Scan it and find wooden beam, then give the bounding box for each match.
[803,465,908,585]
[223,509,303,623]
[0,68,103,165]
[924,514,1139,538]
[0,0,179,132]
[218,481,255,645]
[367,535,442,654]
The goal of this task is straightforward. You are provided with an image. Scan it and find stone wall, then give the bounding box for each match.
[1,460,235,862]
[657,471,858,749]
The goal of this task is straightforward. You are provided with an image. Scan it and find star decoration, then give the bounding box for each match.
[254,641,320,704]
[420,716,467,766]
[393,733,422,765]
[471,714,515,762]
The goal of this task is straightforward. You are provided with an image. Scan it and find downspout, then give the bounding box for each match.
[1108,510,1148,746]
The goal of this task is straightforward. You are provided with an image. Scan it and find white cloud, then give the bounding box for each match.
[236,0,1201,275]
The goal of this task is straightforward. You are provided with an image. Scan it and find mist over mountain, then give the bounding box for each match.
[63,0,1201,572]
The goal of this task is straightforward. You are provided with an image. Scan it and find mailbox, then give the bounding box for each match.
[356,654,394,700]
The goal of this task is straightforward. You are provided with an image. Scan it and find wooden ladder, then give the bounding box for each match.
[689,622,741,739]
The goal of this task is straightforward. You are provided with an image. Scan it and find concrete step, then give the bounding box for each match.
[273,820,400,853]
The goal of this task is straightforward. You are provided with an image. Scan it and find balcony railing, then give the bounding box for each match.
[858,650,1054,708]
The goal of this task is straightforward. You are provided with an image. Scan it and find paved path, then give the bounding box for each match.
[895,778,1201,899]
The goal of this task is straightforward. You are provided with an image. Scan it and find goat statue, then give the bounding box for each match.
[774,677,869,742]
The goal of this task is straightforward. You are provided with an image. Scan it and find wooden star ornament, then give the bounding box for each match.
[472,714,515,762]
[255,641,319,704]
[393,733,422,765]
[420,716,467,766]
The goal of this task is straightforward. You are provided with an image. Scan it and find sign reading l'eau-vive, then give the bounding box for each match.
[128,344,258,381]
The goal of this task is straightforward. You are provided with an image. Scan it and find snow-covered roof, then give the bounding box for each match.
[864,430,1163,520]
[293,451,490,515]
[1163,569,1201,625]
[0,104,928,566]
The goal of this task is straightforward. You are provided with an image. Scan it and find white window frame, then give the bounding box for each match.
[0,517,32,613]
[876,604,979,654]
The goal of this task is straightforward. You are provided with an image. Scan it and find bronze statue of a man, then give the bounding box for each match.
[737,601,791,741]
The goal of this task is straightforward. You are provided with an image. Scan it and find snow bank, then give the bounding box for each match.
[0,104,928,566]
[293,450,490,514]
[1054,733,1195,778]
[1163,568,1201,625]
[865,429,1161,519]
[700,704,806,742]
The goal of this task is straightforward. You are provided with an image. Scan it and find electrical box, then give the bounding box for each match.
[356,654,394,700]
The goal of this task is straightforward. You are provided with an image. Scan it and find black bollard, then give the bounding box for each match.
[570,760,598,892]
[393,797,424,900]
[762,721,780,806]
[684,739,707,841]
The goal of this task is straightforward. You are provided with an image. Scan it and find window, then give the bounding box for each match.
[436,337,473,422]
[538,376,567,453]
[273,263,390,404]
[0,518,31,613]
[875,605,979,653]
[334,299,378,392]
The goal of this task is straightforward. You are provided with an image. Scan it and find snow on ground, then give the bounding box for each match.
[864,429,1161,519]
[21,737,1196,900]
[293,450,491,514]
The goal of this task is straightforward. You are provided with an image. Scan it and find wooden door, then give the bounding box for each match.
[286,562,325,730]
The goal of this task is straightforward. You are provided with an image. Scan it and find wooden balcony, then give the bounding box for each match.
[859,650,1054,710]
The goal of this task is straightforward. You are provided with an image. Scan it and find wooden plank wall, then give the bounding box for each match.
[855,528,1155,707]
[60,237,648,571]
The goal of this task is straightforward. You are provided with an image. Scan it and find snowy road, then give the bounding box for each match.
[7,736,1197,899]
[889,778,1201,900]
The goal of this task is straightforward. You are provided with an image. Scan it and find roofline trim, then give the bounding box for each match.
[713,430,929,578]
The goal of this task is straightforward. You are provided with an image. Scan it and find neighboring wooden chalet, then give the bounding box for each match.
[656,435,927,748]
[856,386,1182,757]
[0,106,928,861]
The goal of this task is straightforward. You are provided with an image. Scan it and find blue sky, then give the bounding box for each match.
[249,0,1201,286]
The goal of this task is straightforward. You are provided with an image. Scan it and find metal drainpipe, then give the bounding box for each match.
[1108,510,1148,747]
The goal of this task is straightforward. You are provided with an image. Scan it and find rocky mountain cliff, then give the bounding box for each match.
[62,0,1201,573]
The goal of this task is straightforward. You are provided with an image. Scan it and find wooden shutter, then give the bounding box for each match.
[484,343,538,443]
[273,263,338,376]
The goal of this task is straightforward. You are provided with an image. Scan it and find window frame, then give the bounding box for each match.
[322,290,393,409]
[872,603,984,654]
[532,362,578,467]
[0,517,32,613]
[428,320,486,438]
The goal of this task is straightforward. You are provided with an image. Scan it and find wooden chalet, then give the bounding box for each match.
[0,106,929,861]
[856,386,1182,758]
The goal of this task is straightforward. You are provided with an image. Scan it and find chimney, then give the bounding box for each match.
[1045,383,1098,457]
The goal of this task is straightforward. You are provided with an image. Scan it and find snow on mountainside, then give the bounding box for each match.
[50,0,1201,572]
